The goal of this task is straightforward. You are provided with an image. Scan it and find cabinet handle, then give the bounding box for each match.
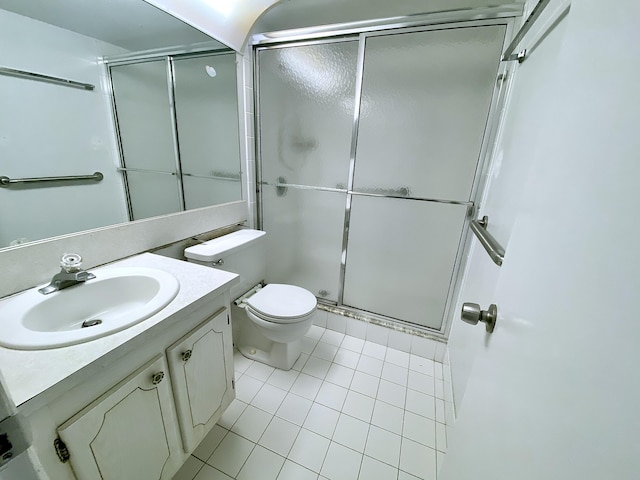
[181,350,192,362]
[151,371,165,385]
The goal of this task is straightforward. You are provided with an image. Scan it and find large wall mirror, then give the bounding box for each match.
[0,0,243,249]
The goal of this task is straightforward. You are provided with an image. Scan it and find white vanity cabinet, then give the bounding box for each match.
[6,254,239,480]
[48,306,235,480]
[57,356,183,480]
[167,307,234,452]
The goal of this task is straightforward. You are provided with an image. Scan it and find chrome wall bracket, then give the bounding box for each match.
[503,49,527,63]
[501,0,551,63]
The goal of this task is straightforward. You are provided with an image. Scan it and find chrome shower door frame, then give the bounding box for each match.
[254,9,519,338]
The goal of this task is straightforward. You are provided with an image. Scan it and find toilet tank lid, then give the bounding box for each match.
[184,229,265,262]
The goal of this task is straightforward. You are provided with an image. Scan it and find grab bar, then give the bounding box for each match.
[470,216,505,266]
[501,0,551,63]
[0,66,95,91]
[0,172,103,187]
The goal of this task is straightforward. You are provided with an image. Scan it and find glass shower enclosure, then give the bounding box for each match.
[256,21,507,333]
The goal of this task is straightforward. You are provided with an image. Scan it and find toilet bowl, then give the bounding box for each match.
[243,284,316,343]
[234,283,316,369]
[184,229,317,370]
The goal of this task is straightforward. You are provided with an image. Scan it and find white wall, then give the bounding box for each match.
[0,9,129,247]
[239,47,258,228]
[447,1,569,411]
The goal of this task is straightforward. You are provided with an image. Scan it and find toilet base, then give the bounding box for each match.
[238,339,302,370]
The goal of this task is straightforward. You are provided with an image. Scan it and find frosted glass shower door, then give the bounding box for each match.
[343,197,467,327]
[352,26,505,200]
[258,41,359,189]
[173,53,242,209]
[344,26,505,329]
[258,41,359,300]
[262,187,347,302]
[110,60,182,219]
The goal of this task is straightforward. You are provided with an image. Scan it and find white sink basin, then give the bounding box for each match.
[0,267,180,350]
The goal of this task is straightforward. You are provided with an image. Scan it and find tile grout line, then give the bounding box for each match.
[237,333,445,441]
[187,325,446,479]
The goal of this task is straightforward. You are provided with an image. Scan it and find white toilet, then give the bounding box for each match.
[184,229,317,370]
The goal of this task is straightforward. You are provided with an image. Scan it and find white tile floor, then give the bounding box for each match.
[173,325,447,480]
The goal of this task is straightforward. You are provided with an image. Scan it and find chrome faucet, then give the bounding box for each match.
[38,253,96,295]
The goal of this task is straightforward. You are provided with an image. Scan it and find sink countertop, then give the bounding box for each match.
[0,253,238,407]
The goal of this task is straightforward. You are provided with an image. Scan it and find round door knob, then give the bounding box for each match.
[182,349,193,362]
[461,302,497,333]
[461,303,482,325]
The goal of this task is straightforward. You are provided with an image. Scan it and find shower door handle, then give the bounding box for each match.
[352,186,411,197]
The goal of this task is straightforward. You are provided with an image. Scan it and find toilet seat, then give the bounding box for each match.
[245,284,317,324]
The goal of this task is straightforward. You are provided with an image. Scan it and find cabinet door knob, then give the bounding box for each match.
[151,371,165,385]
[181,350,193,362]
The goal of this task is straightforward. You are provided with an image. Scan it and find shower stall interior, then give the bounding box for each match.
[256,19,509,335]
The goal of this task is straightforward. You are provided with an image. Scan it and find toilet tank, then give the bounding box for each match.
[184,229,267,299]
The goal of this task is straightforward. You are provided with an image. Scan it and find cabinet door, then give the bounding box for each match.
[57,355,182,480]
[167,308,235,452]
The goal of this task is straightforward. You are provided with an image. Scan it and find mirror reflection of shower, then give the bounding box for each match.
[0,1,236,249]
[110,52,242,220]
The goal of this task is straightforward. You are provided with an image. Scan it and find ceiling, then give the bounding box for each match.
[0,0,224,52]
[0,0,523,53]
[254,0,524,33]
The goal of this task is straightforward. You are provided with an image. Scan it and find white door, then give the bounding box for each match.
[441,1,640,478]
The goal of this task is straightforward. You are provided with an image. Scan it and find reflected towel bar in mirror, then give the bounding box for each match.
[0,172,104,188]
[0,66,95,91]
[470,215,505,266]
